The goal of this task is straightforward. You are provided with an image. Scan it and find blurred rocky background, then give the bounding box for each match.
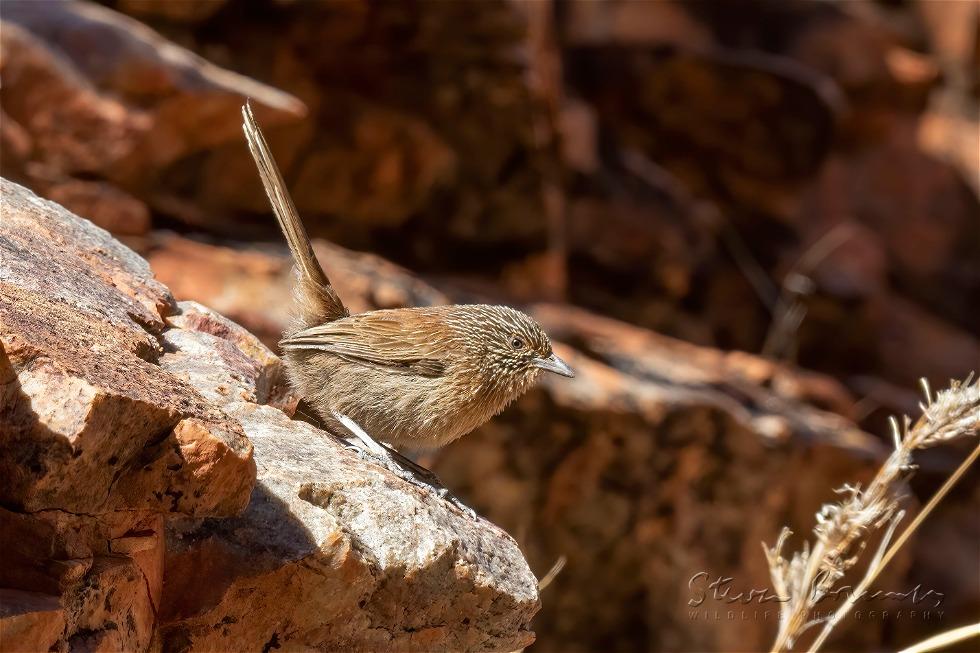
[1,0,977,651]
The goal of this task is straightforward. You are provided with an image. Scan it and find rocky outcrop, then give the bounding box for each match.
[0,179,540,652]
[0,179,254,517]
[146,231,899,652]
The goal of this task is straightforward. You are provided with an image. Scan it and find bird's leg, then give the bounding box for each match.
[331,410,388,458]
[330,410,477,519]
[332,410,414,479]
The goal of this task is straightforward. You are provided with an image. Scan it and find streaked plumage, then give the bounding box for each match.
[242,103,573,450]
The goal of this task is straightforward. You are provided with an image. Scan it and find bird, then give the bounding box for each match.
[240,102,574,469]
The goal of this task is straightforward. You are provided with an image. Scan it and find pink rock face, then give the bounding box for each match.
[0,179,255,516]
[0,178,254,650]
[0,179,541,653]
[0,508,164,653]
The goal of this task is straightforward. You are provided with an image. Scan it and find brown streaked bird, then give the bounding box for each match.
[241,103,573,456]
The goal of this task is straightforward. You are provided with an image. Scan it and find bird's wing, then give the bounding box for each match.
[281,313,448,378]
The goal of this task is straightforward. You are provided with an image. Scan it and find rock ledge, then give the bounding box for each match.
[0,178,539,653]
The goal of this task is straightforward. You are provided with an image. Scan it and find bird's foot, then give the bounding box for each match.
[331,411,479,519]
[332,411,388,457]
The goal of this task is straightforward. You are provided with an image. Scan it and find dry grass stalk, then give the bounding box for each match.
[511,556,568,653]
[896,622,980,653]
[765,375,979,652]
[761,223,856,361]
[537,555,567,592]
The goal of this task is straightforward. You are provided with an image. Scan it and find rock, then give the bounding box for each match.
[0,508,164,653]
[0,21,147,180]
[557,98,600,174]
[837,136,977,292]
[919,97,980,196]
[3,1,305,171]
[563,163,720,339]
[160,301,292,410]
[568,45,842,219]
[146,234,298,347]
[792,133,980,379]
[0,106,32,178]
[111,0,555,258]
[0,590,65,653]
[530,303,862,424]
[45,179,152,236]
[1,178,541,652]
[876,294,980,389]
[0,179,255,516]
[0,178,248,649]
[561,0,713,49]
[289,101,457,228]
[1,0,305,231]
[683,0,936,142]
[161,402,539,653]
[554,0,976,407]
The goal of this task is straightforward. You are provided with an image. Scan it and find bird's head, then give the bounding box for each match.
[449,305,574,398]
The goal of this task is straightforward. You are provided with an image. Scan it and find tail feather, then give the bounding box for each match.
[241,101,347,325]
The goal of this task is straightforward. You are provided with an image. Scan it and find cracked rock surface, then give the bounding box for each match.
[0,178,540,652]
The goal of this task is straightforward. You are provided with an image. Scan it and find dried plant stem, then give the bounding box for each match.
[768,544,823,652]
[537,555,567,591]
[762,223,856,360]
[808,440,980,652]
[866,440,979,585]
[896,622,980,653]
[511,556,568,653]
[766,376,979,652]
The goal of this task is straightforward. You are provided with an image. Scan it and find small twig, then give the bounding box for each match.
[510,555,568,653]
[721,224,780,311]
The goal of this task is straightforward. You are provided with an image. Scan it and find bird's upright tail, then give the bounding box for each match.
[241,101,348,327]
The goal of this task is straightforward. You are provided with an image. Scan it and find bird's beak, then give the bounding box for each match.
[533,353,575,378]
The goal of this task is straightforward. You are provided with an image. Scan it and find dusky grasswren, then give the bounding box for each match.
[241,103,573,454]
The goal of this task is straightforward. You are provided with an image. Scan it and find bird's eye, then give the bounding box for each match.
[510,337,526,350]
